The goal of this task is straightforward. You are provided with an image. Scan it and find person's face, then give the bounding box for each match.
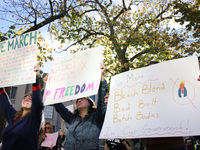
[45,125,51,133]
[180,83,184,88]
[21,95,32,109]
[76,98,90,110]
[60,130,64,136]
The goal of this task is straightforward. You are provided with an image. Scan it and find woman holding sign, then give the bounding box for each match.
[38,122,56,150]
[0,64,43,150]
[50,62,108,150]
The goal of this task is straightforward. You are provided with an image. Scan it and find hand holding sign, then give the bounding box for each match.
[43,74,48,84]
[100,61,106,81]
[104,93,110,106]
[34,63,39,77]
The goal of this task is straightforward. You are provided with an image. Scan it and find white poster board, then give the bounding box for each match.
[0,31,37,87]
[44,47,102,106]
[41,132,58,147]
[100,56,200,139]
[66,104,74,112]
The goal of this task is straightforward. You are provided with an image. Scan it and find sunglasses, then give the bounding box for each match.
[23,95,32,100]
[45,127,50,130]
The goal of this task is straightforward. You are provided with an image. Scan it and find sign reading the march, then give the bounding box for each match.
[0,31,37,87]
[99,56,200,139]
[43,47,102,106]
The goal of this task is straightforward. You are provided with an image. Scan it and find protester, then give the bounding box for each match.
[44,62,108,150]
[105,139,131,150]
[195,140,200,150]
[39,122,56,150]
[185,136,195,150]
[59,119,68,149]
[0,64,43,150]
[55,129,65,150]
[38,113,45,150]
[60,119,68,136]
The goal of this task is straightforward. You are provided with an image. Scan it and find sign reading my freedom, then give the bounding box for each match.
[0,31,37,87]
[43,47,102,106]
[99,56,200,139]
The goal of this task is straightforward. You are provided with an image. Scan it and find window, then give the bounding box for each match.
[44,106,54,119]
[10,87,17,99]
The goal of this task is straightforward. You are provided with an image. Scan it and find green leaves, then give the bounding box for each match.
[48,0,199,79]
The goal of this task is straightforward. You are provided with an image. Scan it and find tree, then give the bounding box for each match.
[50,0,199,78]
[0,0,73,33]
[173,0,200,38]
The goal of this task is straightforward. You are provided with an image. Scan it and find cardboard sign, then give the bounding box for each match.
[0,31,37,87]
[41,132,58,147]
[99,56,200,139]
[43,47,102,106]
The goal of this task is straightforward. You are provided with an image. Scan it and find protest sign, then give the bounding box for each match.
[43,47,102,106]
[99,56,200,139]
[41,132,58,147]
[0,31,37,87]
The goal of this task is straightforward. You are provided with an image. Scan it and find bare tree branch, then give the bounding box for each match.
[130,50,148,62]
[49,0,53,16]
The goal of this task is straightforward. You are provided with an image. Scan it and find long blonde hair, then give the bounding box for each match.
[44,122,54,133]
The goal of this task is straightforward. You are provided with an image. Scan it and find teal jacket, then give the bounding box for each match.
[54,80,108,150]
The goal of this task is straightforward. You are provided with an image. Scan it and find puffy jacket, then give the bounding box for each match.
[54,80,108,150]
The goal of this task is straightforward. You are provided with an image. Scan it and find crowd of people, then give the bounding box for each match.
[0,62,200,150]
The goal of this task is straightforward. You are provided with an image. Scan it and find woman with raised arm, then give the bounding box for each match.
[0,64,43,150]
[47,62,108,150]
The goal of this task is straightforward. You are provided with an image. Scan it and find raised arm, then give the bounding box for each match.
[54,103,74,124]
[95,62,108,125]
[31,77,43,124]
[0,88,17,123]
[61,119,68,136]
[31,64,43,130]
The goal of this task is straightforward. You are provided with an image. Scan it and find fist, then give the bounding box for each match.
[43,74,49,84]
[100,62,105,74]
[34,63,39,76]
[104,93,109,106]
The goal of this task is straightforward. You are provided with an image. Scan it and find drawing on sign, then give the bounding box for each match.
[80,61,88,72]
[178,81,187,98]
[170,78,196,109]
